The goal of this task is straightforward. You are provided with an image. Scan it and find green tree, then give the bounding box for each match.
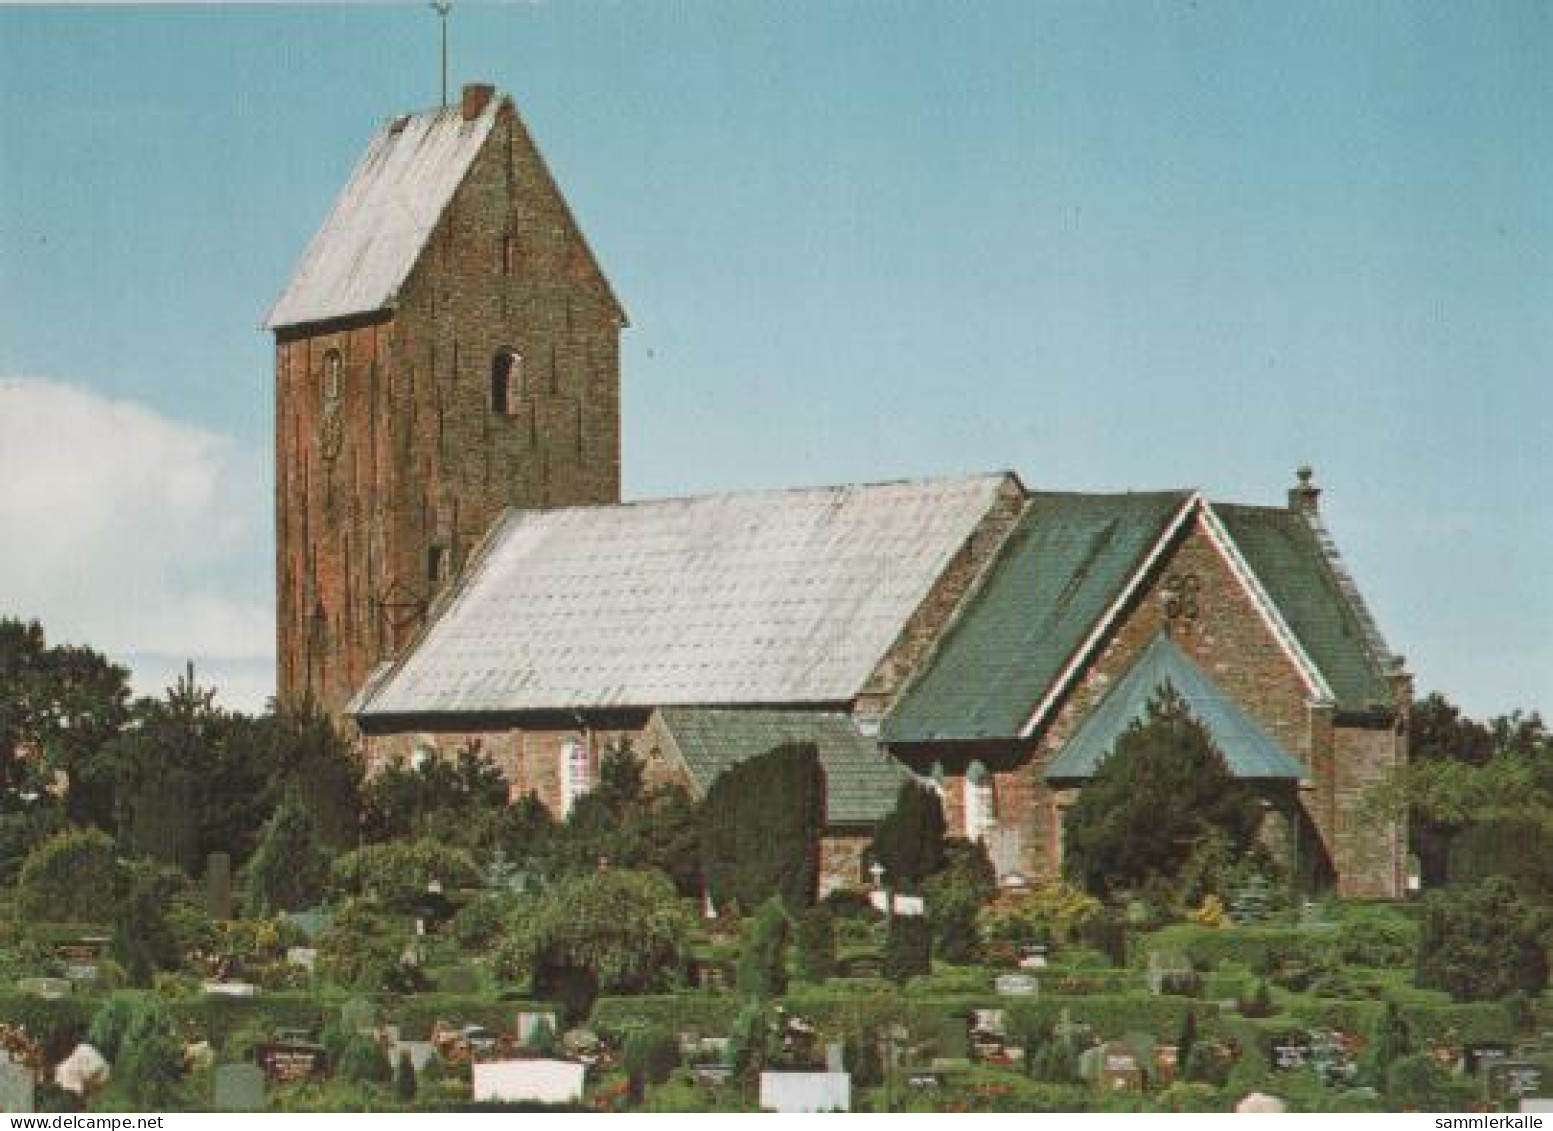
[924,838,996,964]
[883,914,932,981]
[1062,685,1262,898]
[317,897,419,992]
[701,743,824,910]
[736,896,791,1000]
[115,997,185,1107]
[112,859,186,986]
[245,796,331,915]
[622,1024,679,1103]
[331,838,482,908]
[1361,1001,1410,1086]
[868,780,946,894]
[496,868,690,997]
[793,906,837,983]
[1416,877,1550,1001]
[16,826,117,922]
[338,1034,392,1084]
[362,742,509,851]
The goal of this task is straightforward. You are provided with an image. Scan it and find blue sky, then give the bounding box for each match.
[0,1,1548,717]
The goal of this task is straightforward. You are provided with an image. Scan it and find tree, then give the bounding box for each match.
[883,915,932,981]
[113,859,186,986]
[1416,877,1550,1001]
[1061,685,1262,898]
[362,742,509,851]
[793,906,837,983]
[701,743,824,910]
[114,997,184,1107]
[331,838,482,908]
[16,826,117,922]
[338,1034,392,1084]
[1361,1001,1410,1087]
[868,780,946,893]
[924,838,996,964]
[622,1024,679,1104]
[496,868,690,998]
[736,897,791,1000]
[317,897,418,992]
[245,797,331,915]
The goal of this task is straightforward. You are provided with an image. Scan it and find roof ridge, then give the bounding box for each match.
[494,470,1018,519]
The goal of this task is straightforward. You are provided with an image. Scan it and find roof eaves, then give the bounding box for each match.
[1017,490,1203,738]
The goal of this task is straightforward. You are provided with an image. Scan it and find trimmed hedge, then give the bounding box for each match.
[1137,924,1327,973]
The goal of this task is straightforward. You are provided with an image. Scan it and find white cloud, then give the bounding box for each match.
[0,377,273,710]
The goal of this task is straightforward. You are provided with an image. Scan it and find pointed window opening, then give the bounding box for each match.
[322,350,343,404]
[501,233,517,276]
[560,736,591,816]
[491,349,520,414]
[964,760,996,843]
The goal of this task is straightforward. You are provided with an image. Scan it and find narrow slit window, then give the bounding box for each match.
[490,349,520,414]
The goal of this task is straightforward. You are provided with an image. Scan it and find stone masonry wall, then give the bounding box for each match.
[276,95,623,716]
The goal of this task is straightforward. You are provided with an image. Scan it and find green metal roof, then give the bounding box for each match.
[656,707,906,825]
[882,491,1191,743]
[1212,505,1392,709]
[1043,633,1308,783]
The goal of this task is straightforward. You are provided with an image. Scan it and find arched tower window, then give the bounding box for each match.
[322,350,344,404]
[491,348,521,414]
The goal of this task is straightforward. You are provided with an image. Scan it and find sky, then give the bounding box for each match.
[0,0,1548,719]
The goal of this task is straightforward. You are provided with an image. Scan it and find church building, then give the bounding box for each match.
[268,85,1410,899]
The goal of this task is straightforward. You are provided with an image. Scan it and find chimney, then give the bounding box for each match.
[1288,464,1321,513]
[461,82,495,121]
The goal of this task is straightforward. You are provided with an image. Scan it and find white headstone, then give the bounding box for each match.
[392,1041,438,1072]
[1521,1099,1553,1114]
[760,1071,852,1113]
[868,891,925,916]
[202,981,259,998]
[471,1059,585,1105]
[285,947,317,970]
[1236,1092,1288,1113]
[995,973,1038,997]
[54,1044,109,1096]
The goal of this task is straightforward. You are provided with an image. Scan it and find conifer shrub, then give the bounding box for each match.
[338,1033,392,1085]
[868,781,946,893]
[793,906,837,983]
[622,1024,679,1103]
[884,915,932,981]
[736,896,791,999]
[16,827,117,923]
[700,744,824,910]
[394,1050,417,1102]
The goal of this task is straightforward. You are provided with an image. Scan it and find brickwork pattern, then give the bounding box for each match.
[276,98,623,715]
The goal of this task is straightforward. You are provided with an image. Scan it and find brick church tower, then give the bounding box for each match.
[266,83,626,714]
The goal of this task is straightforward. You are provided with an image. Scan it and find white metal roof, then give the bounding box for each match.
[265,100,499,330]
[355,473,1013,716]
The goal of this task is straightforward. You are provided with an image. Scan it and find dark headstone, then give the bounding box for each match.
[1467,1044,1512,1077]
[205,852,233,921]
[213,1063,265,1110]
[257,1042,328,1083]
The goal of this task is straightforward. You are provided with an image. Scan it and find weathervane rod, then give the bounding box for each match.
[432,0,453,107]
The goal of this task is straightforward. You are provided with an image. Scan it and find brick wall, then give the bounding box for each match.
[902,508,1402,896]
[275,96,624,716]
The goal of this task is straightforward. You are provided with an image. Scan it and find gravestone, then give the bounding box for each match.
[472,1059,585,1104]
[285,947,317,970]
[205,852,233,921]
[759,1071,851,1113]
[1096,1041,1144,1092]
[1153,1042,1180,1085]
[1018,943,1049,969]
[257,1040,327,1083]
[1467,1043,1511,1076]
[15,978,70,1000]
[1146,950,1193,995]
[825,1042,845,1073]
[213,1063,265,1110]
[517,1011,559,1044]
[391,1041,437,1073]
[203,981,259,998]
[1521,1098,1553,1114]
[1490,1062,1547,1101]
[0,1060,34,1114]
[1268,1032,1312,1073]
[994,973,1038,997]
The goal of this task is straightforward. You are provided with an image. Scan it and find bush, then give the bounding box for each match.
[450,894,512,952]
[736,897,790,1000]
[980,882,1103,949]
[338,1034,392,1085]
[115,997,184,1107]
[701,744,824,910]
[245,798,331,916]
[331,839,482,908]
[317,897,417,992]
[884,916,931,981]
[113,859,187,986]
[16,828,117,923]
[868,781,946,893]
[88,993,142,1061]
[497,869,690,998]
[793,906,837,983]
[622,1024,679,1103]
[1386,1052,1479,1110]
[1416,878,1550,1002]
